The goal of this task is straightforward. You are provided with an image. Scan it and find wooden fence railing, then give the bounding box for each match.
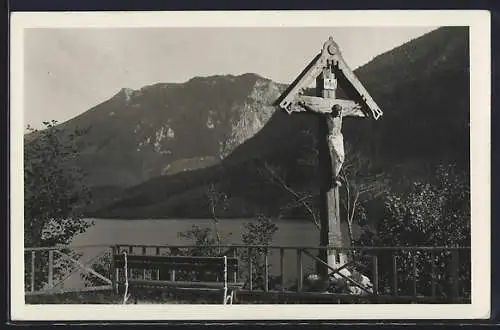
[24,244,471,303]
[24,245,114,295]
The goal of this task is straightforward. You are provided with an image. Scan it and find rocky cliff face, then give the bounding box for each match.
[221,78,284,158]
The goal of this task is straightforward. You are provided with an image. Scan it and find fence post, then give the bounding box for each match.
[248,247,253,291]
[431,251,436,297]
[297,249,303,293]
[156,247,161,280]
[233,248,237,283]
[280,248,285,292]
[170,247,176,282]
[451,249,460,301]
[111,245,118,294]
[48,250,54,289]
[392,254,398,295]
[142,246,147,279]
[413,254,418,297]
[372,254,379,295]
[264,248,269,292]
[31,251,35,292]
[129,245,134,280]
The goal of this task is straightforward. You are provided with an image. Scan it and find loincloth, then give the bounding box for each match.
[327,133,345,177]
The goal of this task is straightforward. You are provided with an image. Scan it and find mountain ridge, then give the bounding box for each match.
[25,27,470,219]
[88,27,469,219]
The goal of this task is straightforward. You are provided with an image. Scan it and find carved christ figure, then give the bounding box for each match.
[296,96,365,186]
[277,38,382,186]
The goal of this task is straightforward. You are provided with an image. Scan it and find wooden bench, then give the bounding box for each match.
[112,252,243,304]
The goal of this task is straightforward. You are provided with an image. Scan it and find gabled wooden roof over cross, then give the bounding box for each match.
[276,36,383,120]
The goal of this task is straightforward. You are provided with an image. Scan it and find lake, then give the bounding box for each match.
[68,218,322,288]
[72,218,320,248]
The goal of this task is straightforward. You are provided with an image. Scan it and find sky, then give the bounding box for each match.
[24,26,438,128]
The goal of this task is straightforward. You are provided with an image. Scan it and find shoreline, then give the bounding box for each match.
[84,217,313,222]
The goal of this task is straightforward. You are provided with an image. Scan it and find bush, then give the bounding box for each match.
[355,163,470,298]
[239,214,279,290]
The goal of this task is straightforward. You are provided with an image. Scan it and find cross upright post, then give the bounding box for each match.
[275,36,383,285]
[316,67,346,281]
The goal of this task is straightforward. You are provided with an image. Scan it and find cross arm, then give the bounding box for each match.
[296,95,365,117]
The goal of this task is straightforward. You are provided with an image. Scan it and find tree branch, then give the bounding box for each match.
[259,161,321,229]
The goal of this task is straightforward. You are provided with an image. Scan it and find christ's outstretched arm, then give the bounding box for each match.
[294,96,365,118]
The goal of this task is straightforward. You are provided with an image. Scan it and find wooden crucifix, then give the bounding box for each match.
[276,36,383,280]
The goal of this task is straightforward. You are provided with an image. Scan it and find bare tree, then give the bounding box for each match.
[205,181,228,254]
[339,143,390,244]
[256,131,389,240]
[257,161,321,229]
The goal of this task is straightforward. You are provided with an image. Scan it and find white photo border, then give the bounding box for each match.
[10,10,491,321]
